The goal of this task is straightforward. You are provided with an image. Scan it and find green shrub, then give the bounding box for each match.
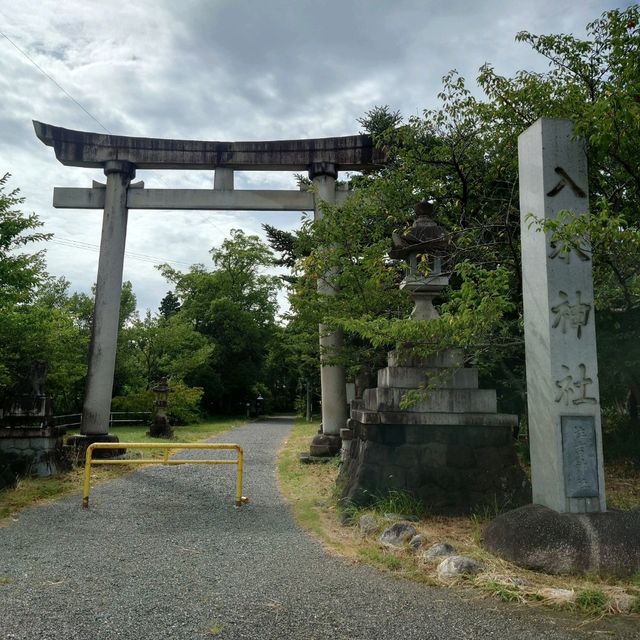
[575,588,608,616]
[167,381,203,425]
[111,390,153,414]
[111,381,204,426]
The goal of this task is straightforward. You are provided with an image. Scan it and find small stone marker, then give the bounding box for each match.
[359,514,378,537]
[518,118,606,513]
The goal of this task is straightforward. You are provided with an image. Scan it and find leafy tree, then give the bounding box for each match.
[158,229,282,413]
[286,6,640,429]
[123,310,213,388]
[0,173,50,306]
[0,175,52,395]
[158,291,180,318]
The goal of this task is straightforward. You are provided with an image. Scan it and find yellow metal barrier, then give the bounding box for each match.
[82,442,248,509]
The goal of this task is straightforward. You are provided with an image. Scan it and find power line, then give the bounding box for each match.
[0,20,111,134]
[0,14,251,248]
[50,237,193,268]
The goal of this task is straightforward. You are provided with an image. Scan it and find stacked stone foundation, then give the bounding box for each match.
[338,350,530,514]
[0,427,68,477]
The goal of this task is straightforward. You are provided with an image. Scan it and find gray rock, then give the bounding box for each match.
[484,504,640,577]
[379,522,417,548]
[359,513,378,537]
[488,574,530,588]
[437,555,483,579]
[409,534,426,551]
[423,542,456,560]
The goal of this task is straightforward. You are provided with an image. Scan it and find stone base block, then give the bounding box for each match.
[308,433,341,457]
[66,433,126,459]
[364,387,497,413]
[148,420,173,439]
[0,428,69,477]
[337,421,530,515]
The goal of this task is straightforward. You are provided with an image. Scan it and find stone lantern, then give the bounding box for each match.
[337,199,529,514]
[149,377,173,438]
[389,200,449,321]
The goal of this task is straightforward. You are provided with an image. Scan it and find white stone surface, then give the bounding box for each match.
[377,366,479,389]
[518,118,606,513]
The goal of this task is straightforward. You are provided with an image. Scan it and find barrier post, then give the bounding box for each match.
[81,442,247,509]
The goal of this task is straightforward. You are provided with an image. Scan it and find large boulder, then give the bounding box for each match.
[484,504,640,577]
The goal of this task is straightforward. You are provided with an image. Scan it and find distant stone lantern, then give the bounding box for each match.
[149,377,173,438]
[389,200,449,321]
[256,395,264,416]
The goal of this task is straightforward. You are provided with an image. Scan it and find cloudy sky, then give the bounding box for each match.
[0,0,624,314]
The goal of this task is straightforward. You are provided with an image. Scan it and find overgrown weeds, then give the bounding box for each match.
[278,419,640,628]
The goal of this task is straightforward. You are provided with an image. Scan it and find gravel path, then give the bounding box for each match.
[0,417,635,639]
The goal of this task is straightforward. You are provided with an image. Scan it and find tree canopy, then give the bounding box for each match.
[271,6,640,426]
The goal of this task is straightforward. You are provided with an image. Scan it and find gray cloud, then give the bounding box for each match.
[0,0,622,312]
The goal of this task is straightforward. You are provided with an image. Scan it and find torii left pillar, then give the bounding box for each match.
[70,160,135,446]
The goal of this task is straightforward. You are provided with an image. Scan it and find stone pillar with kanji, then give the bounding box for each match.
[519,118,606,513]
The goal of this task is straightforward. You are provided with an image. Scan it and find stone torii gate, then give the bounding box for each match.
[34,121,385,447]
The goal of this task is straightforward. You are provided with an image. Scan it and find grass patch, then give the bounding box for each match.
[207,623,224,636]
[576,588,608,617]
[484,579,524,603]
[605,460,640,510]
[277,419,339,540]
[359,546,402,571]
[368,489,428,519]
[1,416,245,524]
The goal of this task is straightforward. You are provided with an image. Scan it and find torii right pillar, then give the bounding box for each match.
[519,118,606,513]
[308,162,347,455]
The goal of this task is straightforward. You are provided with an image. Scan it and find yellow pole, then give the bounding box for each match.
[82,444,94,508]
[235,445,244,506]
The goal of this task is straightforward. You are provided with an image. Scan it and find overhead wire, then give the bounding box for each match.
[0,17,111,134]
[0,11,233,243]
[50,237,193,268]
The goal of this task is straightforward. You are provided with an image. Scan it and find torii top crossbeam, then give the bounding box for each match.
[33,121,385,171]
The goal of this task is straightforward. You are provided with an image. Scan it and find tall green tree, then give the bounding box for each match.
[0,174,52,395]
[287,6,640,425]
[159,229,282,412]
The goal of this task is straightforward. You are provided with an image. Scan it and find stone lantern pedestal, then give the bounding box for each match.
[149,377,173,438]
